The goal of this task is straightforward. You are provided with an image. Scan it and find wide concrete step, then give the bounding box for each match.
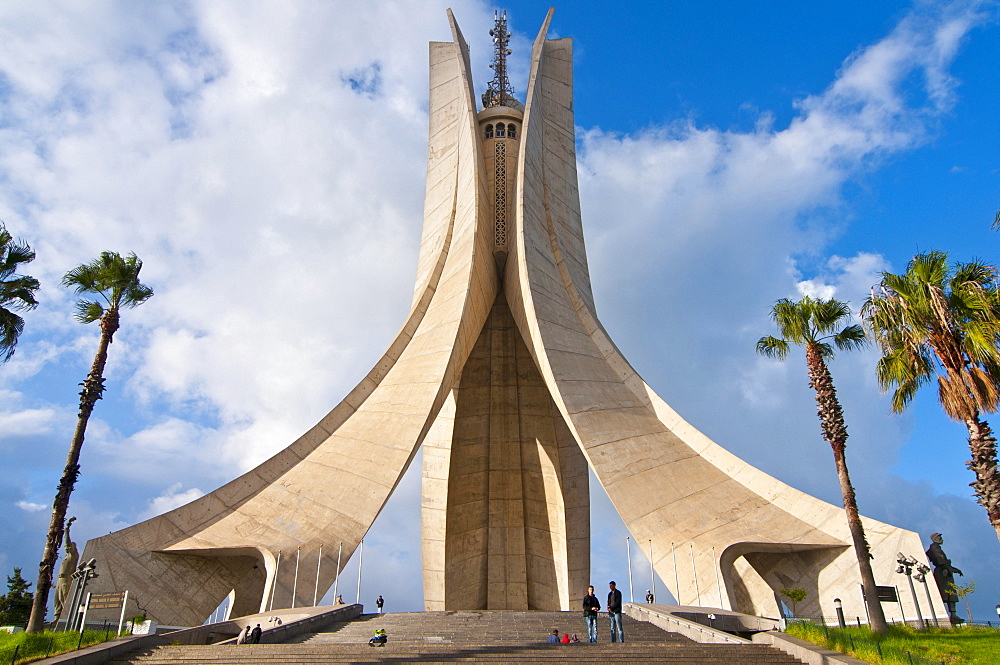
[115,644,805,664]
[294,610,677,645]
[109,611,805,664]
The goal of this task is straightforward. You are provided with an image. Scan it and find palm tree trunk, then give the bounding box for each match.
[806,344,889,634]
[26,311,118,632]
[964,414,1000,540]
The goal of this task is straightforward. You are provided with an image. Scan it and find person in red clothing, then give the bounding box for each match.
[561,633,570,643]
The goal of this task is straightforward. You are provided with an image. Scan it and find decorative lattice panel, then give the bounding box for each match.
[494,141,507,248]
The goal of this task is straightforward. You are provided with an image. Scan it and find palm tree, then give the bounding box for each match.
[0,223,41,361]
[26,252,153,633]
[757,296,889,634]
[863,251,1000,541]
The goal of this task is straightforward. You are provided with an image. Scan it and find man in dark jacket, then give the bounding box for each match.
[249,623,262,644]
[607,581,624,642]
[582,585,601,642]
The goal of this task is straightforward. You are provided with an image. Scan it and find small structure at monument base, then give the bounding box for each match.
[70,7,942,629]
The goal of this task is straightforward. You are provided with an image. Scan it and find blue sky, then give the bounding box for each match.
[1,0,998,621]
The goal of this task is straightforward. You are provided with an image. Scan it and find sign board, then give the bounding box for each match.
[876,585,899,602]
[87,592,126,610]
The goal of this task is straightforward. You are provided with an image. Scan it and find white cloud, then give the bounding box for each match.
[0,407,59,437]
[139,482,204,521]
[795,252,889,308]
[16,501,46,512]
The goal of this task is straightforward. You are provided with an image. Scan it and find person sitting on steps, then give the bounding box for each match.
[369,628,387,647]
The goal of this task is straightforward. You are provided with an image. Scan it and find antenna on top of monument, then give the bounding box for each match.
[482,9,518,109]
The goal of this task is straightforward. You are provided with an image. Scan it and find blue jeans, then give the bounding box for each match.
[585,614,598,642]
[609,611,624,642]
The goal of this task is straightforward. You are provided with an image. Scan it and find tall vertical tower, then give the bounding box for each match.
[419,10,589,611]
[74,8,935,626]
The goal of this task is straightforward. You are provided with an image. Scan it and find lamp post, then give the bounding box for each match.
[626,537,634,603]
[313,544,322,607]
[333,542,342,603]
[356,539,364,605]
[896,553,925,629]
[914,563,939,627]
[649,540,656,604]
[834,598,846,629]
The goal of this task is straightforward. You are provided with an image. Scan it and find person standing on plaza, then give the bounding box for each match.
[376,595,384,614]
[645,589,654,604]
[607,581,624,643]
[582,585,601,642]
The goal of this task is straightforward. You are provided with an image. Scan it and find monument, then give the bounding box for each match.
[71,9,939,626]
[52,516,78,624]
[926,533,964,623]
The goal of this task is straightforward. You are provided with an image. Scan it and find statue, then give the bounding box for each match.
[53,516,79,623]
[926,532,964,624]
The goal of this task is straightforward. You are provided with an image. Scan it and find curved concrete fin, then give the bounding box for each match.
[76,23,498,627]
[506,17,929,622]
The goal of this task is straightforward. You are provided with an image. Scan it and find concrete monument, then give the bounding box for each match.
[72,9,940,627]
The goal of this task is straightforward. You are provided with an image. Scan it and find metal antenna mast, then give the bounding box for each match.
[482,10,516,108]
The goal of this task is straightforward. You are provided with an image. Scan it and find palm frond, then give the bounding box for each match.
[762,295,861,361]
[0,307,25,362]
[756,335,790,360]
[812,299,854,336]
[0,223,40,361]
[74,300,105,324]
[771,298,812,344]
[864,250,1000,419]
[890,375,921,413]
[121,281,154,309]
[63,251,153,317]
[0,275,41,311]
[833,324,867,352]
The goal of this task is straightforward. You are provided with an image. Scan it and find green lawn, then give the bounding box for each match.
[0,629,122,664]
[785,621,1000,665]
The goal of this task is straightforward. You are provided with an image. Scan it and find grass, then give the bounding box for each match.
[785,621,1000,665]
[0,628,124,664]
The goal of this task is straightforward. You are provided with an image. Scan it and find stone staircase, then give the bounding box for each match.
[110,610,806,664]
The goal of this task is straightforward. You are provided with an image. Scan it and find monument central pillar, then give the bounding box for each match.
[422,292,589,611]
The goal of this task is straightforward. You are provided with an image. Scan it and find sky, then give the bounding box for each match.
[1,0,998,622]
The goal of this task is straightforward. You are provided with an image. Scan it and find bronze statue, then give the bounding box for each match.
[926,532,963,624]
[53,516,79,622]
